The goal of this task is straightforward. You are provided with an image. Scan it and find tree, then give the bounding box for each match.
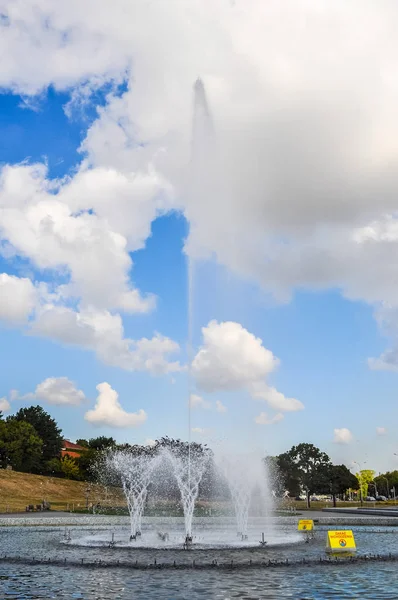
[375,470,398,497]
[76,447,101,481]
[88,437,116,451]
[265,456,290,497]
[46,458,63,477]
[12,406,63,471]
[0,420,43,472]
[60,456,80,480]
[76,439,89,448]
[274,453,301,497]
[356,469,376,500]
[330,465,358,507]
[278,443,332,507]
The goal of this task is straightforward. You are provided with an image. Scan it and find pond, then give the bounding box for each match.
[0,518,397,599]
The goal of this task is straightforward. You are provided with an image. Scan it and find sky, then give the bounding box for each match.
[0,0,398,473]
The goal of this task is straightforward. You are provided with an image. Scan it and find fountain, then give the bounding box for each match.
[105,448,160,540]
[217,456,253,539]
[100,440,283,550]
[90,80,284,550]
[216,453,275,541]
[162,444,211,543]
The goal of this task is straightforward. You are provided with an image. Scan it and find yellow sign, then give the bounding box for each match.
[326,530,356,552]
[298,519,314,531]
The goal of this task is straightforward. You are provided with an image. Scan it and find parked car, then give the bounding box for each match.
[376,495,388,502]
[365,496,376,501]
[310,496,320,501]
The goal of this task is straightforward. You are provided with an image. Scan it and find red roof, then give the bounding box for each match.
[62,440,85,451]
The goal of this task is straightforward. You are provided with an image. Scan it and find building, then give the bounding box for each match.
[61,440,86,459]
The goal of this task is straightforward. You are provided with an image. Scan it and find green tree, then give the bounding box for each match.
[76,439,89,448]
[356,469,376,500]
[46,457,63,477]
[275,453,301,497]
[265,455,291,497]
[0,420,43,472]
[375,470,398,497]
[278,443,332,507]
[60,456,80,480]
[76,448,100,481]
[88,437,116,451]
[12,406,63,470]
[330,465,358,507]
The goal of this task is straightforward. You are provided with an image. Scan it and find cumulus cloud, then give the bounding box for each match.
[24,377,86,406]
[0,163,156,314]
[192,320,302,412]
[0,273,37,324]
[189,394,211,410]
[376,427,387,436]
[255,412,284,425]
[0,163,180,375]
[30,305,181,375]
[85,382,147,428]
[250,383,304,412]
[192,320,278,392]
[215,400,227,413]
[3,1,398,367]
[333,428,353,445]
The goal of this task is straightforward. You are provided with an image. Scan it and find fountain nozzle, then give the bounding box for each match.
[183,534,193,550]
[259,532,267,547]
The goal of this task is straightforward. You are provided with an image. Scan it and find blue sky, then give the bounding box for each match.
[1,1,398,475]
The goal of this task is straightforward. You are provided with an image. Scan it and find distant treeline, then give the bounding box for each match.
[0,408,391,506]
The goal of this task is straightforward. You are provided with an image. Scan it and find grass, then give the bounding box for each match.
[0,470,123,513]
[2,470,397,515]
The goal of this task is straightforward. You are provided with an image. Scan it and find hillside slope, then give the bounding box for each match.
[0,470,120,512]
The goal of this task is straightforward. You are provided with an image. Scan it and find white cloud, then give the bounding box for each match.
[192,320,278,392]
[85,382,147,428]
[0,398,11,413]
[189,394,211,410]
[0,163,181,376]
[215,400,227,413]
[24,377,86,406]
[192,320,302,412]
[30,305,181,375]
[333,428,353,445]
[0,163,157,314]
[0,273,37,324]
[376,427,387,436]
[250,383,304,412]
[255,412,284,425]
[3,2,398,368]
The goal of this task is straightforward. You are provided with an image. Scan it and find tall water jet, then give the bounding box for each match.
[106,449,159,539]
[185,78,216,538]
